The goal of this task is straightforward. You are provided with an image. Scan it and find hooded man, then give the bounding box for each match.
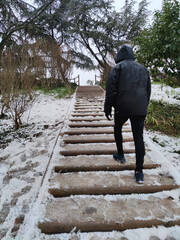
[104,44,151,183]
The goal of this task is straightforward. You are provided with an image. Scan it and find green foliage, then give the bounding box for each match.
[152,81,179,89]
[146,100,180,137]
[152,136,168,147]
[135,0,180,86]
[100,82,106,89]
[86,80,94,86]
[36,84,77,98]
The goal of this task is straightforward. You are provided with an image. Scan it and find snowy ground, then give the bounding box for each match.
[0,84,179,240]
[0,92,74,239]
[147,84,180,174]
[151,84,180,105]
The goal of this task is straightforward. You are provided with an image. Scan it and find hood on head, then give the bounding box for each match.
[114,44,135,64]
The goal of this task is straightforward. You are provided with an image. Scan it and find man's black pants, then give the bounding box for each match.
[114,112,146,172]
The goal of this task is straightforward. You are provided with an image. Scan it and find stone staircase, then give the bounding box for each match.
[38,86,180,235]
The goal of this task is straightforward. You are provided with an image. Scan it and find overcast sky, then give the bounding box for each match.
[113,0,163,12]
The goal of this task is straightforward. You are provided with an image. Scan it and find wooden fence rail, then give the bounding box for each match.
[69,74,80,86]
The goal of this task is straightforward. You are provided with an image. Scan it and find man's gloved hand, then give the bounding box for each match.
[105,112,112,121]
[104,105,112,121]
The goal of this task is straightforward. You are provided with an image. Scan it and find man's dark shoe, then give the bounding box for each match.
[135,171,144,184]
[113,153,126,163]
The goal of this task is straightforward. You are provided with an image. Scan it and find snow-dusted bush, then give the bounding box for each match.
[0,42,45,129]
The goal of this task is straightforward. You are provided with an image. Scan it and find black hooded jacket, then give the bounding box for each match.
[104,45,151,115]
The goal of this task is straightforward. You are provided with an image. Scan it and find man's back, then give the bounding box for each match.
[104,44,152,183]
[105,45,151,115]
[114,59,151,115]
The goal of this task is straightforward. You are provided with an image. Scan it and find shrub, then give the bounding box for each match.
[146,100,180,137]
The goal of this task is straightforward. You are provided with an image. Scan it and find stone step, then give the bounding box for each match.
[76,86,104,91]
[76,99,104,101]
[74,106,103,109]
[71,113,104,117]
[75,101,103,103]
[76,93,104,96]
[69,122,127,128]
[70,117,108,122]
[54,155,160,173]
[60,143,136,156]
[75,102,104,105]
[38,195,180,234]
[49,170,178,197]
[63,135,133,144]
[74,104,103,107]
[73,109,103,113]
[65,127,131,135]
[76,97,104,99]
[76,97,104,100]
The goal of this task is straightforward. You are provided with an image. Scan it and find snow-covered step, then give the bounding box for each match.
[73,109,103,113]
[60,143,136,156]
[75,101,104,105]
[71,113,104,117]
[38,195,180,234]
[69,122,127,128]
[75,98,103,100]
[69,117,108,122]
[74,104,103,107]
[63,135,133,144]
[74,106,103,109]
[65,127,131,135]
[54,155,160,173]
[76,97,104,99]
[49,170,178,197]
[39,86,180,236]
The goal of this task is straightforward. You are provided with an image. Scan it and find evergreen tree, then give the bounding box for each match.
[0,0,149,80]
[0,0,56,53]
[135,0,180,86]
[63,0,149,72]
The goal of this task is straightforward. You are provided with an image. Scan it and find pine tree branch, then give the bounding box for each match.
[79,33,104,68]
[0,0,56,52]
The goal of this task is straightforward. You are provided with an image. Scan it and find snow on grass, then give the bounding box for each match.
[145,131,180,174]
[142,83,180,185]
[0,92,75,239]
[151,83,180,105]
[146,83,180,180]
[0,84,180,240]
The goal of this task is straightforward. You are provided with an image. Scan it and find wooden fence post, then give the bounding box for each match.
[68,75,80,87]
[78,74,80,86]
